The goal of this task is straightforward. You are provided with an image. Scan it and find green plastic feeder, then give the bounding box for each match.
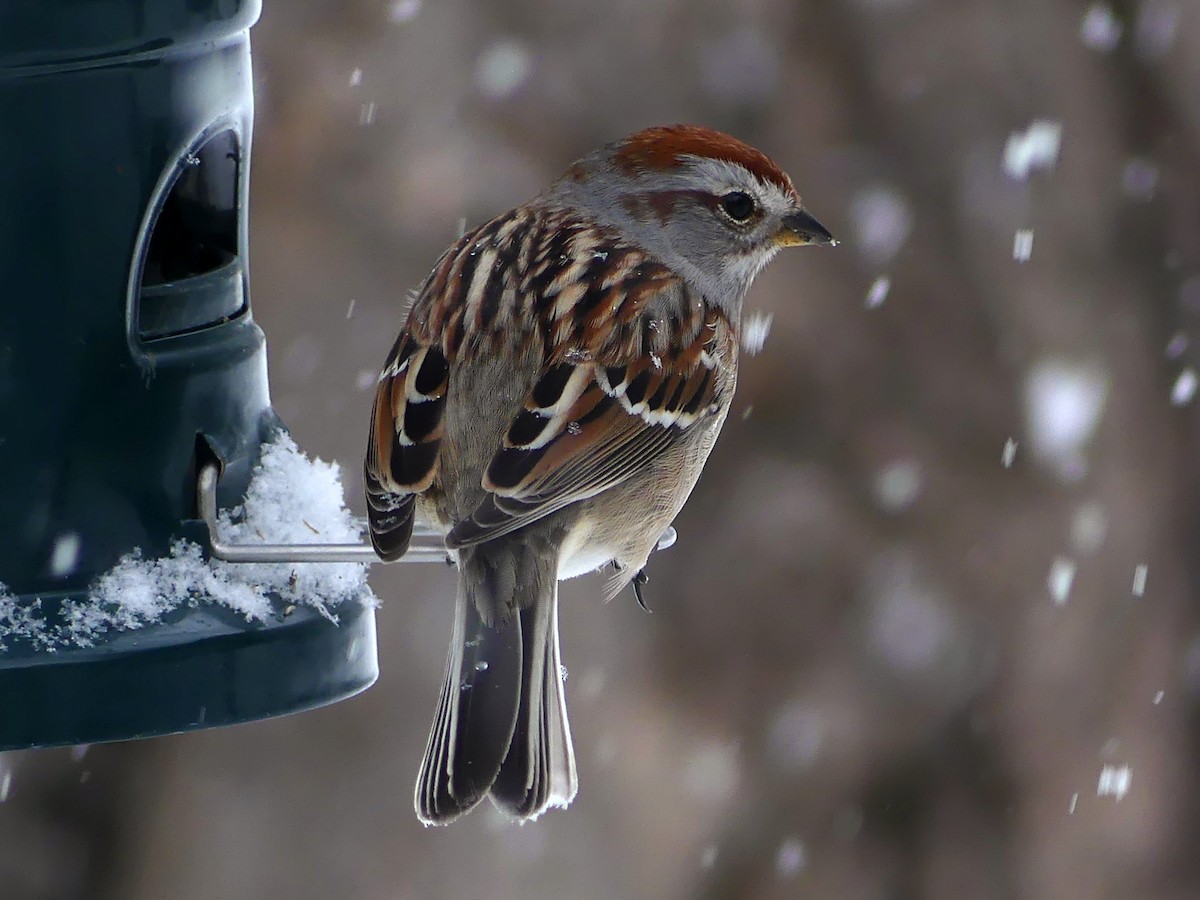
[0,0,380,749]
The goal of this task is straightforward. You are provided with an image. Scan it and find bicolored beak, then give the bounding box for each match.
[775,208,836,247]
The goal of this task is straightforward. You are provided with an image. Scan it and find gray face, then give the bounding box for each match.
[546,152,803,319]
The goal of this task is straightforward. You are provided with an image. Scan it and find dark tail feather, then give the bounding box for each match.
[415,541,576,824]
[490,582,578,818]
[415,572,523,825]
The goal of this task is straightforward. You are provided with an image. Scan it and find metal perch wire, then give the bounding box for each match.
[197,462,676,565]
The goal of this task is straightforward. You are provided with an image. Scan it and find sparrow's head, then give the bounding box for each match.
[551,124,834,308]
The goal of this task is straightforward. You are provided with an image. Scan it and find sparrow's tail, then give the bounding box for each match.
[415,541,577,824]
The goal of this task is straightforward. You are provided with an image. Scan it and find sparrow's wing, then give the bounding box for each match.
[446,279,734,550]
[368,207,736,556]
[364,322,450,561]
[364,206,536,560]
[363,207,532,559]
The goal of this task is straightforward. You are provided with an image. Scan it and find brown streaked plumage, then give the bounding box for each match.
[367,205,731,553]
[365,124,833,825]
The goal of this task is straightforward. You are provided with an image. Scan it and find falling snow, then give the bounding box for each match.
[1048,557,1077,605]
[1024,360,1108,482]
[49,532,81,578]
[475,39,533,101]
[1003,120,1063,180]
[1097,764,1132,801]
[682,742,740,804]
[1132,564,1148,597]
[1165,332,1188,359]
[387,0,422,24]
[873,459,924,513]
[849,186,913,265]
[863,554,957,674]
[1002,437,1018,468]
[741,311,774,356]
[865,275,890,309]
[1170,368,1197,406]
[775,837,807,878]
[1080,4,1123,51]
[1013,229,1034,262]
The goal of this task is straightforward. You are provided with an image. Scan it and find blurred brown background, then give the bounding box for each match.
[5,0,1200,897]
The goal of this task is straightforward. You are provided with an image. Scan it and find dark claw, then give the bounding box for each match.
[632,569,651,613]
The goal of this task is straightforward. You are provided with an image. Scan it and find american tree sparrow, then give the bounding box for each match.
[364,125,833,824]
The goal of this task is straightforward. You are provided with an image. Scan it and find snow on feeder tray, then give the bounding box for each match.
[0,0,438,751]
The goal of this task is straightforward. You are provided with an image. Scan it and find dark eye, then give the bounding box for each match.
[720,191,756,222]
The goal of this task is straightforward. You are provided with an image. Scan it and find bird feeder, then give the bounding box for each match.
[0,0,413,751]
